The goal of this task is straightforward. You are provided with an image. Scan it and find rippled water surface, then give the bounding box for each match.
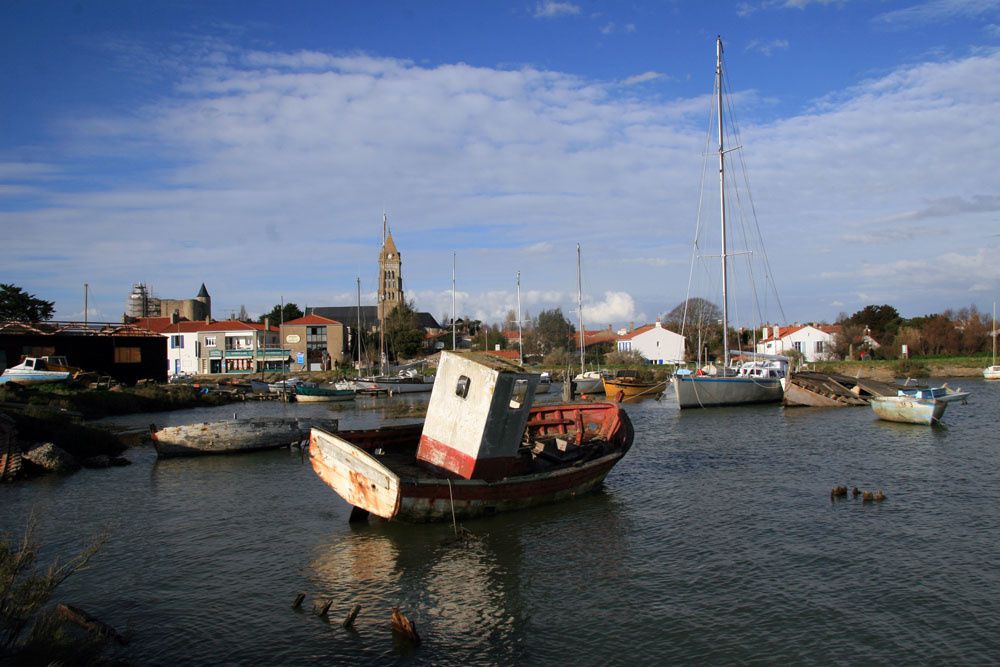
[2,381,999,664]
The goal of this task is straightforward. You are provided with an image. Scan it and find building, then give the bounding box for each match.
[756,324,841,362]
[377,214,404,323]
[281,314,346,372]
[0,320,167,384]
[615,320,685,365]
[126,283,211,322]
[135,317,286,376]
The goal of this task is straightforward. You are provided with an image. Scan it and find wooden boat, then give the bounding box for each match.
[0,357,71,385]
[783,371,870,407]
[870,396,947,426]
[150,417,338,458]
[309,351,634,522]
[603,373,665,401]
[295,384,355,402]
[351,369,435,394]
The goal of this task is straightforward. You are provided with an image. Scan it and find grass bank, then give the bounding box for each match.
[809,356,988,380]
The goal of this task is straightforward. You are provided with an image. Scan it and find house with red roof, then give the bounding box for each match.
[756,324,841,362]
[615,320,685,365]
[135,315,285,376]
[281,314,345,371]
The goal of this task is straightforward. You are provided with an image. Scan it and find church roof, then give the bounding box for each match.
[381,232,399,256]
[196,283,210,298]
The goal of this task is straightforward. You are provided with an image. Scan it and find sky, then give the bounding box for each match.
[2,0,999,330]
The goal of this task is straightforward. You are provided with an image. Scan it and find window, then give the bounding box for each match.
[170,335,184,349]
[114,347,141,363]
[509,379,528,409]
[815,341,825,353]
[205,336,217,347]
[455,375,471,398]
[793,341,802,352]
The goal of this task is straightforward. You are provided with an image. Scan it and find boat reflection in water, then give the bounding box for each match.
[306,488,630,663]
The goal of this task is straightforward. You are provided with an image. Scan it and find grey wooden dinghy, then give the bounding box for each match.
[151,417,338,458]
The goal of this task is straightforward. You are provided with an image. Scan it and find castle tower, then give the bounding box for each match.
[195,283,211,321]
[377,213,404,323]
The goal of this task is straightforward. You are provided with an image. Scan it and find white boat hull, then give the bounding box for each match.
[984,366,1000,381]
[870,396,947,425]
[573,373,605,394]
[0,369,71,385]
[674,375,783,409]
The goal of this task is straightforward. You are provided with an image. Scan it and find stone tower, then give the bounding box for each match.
[195,283,211,320]
[377,213,404,323]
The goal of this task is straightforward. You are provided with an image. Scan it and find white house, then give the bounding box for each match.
[757,324,841,362]
[616,320,685,365]
[136,316,283,376]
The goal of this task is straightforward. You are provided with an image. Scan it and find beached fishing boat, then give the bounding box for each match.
[783,371,871,407]
[870,396,947,426]
[309,351,634,522]
[0,357,71,385]
[295,384,355,402]
[151,417,338,458]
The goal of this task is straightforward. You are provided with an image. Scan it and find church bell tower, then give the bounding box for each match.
[377,212,404,323]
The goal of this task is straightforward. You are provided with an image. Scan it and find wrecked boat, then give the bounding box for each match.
[309,351,634,522]
[870,396,948,426]
[151,417,338,458]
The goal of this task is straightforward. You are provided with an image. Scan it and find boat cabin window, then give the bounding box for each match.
[509,379,528,409]
[455,375,471,399]
[25,359,35,369]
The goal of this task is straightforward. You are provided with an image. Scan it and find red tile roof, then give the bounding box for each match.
[282,314,341,326]
[133,318,277,334]
[759,324,841,344]
[486,349,520,360]
[617,324,656,340]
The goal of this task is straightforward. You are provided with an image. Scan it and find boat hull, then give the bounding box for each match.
[294,393,355,403]
[573,373,605,394]
[870,396,947,425]
[984,366,1000,381]
[0,370,71,385]
[602,377,665,401]
[151,417,338,458]
[309,403,633,522]
[674,375,782,409]
[783,373,868,408]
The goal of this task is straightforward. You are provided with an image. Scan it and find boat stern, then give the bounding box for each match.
[309,427,402,519]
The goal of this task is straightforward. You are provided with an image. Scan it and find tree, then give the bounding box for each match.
[383,300,425,360]
[259,303,303,325]
[830,321,868,360]
[0,284,55,322]
[844,304,902,345]
[536,308,575,353]
[663,298,721,330]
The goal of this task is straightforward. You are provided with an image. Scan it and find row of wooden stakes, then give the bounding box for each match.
[831,485,887,502]
[292,593,420,645]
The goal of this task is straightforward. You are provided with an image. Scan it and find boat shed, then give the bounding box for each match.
[0,321,167,385]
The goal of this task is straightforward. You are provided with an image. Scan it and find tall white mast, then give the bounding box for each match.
[993,302,997,367]
[356,277,362,372]
[577,243,585,374]
[717,36,730,369]
[516,271,523,366]
[452,252,457,350]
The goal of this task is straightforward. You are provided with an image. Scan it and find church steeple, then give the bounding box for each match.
[377,213,403,322]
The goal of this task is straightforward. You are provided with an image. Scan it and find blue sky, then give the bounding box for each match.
[2,0,999,328]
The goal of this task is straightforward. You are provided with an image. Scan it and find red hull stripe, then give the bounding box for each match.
[416,434,519,480]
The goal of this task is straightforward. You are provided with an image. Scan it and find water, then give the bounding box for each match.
[2,380,999,664]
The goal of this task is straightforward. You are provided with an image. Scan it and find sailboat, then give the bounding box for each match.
[673,36,786,409]
[984,302,1000,380]
[572,244,604,394]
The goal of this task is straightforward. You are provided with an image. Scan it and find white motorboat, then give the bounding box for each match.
[0,357,71,385]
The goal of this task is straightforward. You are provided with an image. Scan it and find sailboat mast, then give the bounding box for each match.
[577,243,585,374]
[356,277,362,372]
[717,36,730,369]
[452,252,457,351]
[516,271,523,366]
[993,302,997,366]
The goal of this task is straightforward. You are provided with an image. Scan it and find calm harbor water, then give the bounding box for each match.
[2,380,999,664]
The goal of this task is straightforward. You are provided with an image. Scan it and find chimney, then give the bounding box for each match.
[655,318,662,328]
[205,314,211,324]
[607,324,612,332]
[762,325,769,339]
[170,311,179,325]
[629,321,635,333]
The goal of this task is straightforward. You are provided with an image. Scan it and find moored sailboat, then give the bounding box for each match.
[674,36,786,409]
[985,302,1000,381]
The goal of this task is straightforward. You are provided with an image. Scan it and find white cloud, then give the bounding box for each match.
[746,38,790,56]
[5,40,1000,323]
[874,0,1000,27]
[533,1,580,19]
[622,71,663,86]
[583,291,636,324]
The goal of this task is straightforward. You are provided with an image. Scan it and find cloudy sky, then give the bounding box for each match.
[2,0,999,328]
